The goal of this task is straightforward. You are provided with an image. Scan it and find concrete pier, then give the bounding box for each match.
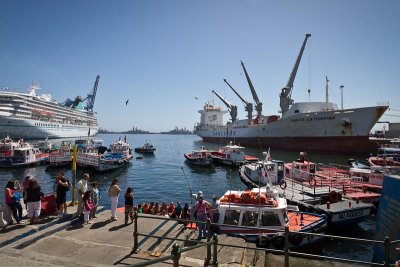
[0,206,364,266]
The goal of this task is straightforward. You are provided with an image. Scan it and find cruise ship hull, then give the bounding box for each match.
[195,106,388,153]
[0,116,98,139]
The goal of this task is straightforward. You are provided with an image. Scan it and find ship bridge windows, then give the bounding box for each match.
[223,209,241,225]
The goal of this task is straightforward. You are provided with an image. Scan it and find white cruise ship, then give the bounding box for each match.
[0,76,100,139]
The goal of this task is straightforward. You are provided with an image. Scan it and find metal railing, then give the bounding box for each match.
[130,212,397,267]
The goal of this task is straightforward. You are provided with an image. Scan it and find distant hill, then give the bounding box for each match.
[160,127,192,135]
[98,127,192,135]
[98,127,151,134]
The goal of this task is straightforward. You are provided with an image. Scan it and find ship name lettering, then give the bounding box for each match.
[291,116,336,123]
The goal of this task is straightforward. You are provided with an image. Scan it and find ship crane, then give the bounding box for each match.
[279,34,311,115]
[85,75,100,112]
[224,79,253,124]
[212,90,238,124]
[240,60,262,120]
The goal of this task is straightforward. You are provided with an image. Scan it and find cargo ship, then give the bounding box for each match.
[194,35,388,153]
[0,76,100,139]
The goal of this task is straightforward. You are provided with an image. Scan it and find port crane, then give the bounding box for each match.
[85,75,100,112]
[212,90,238,124]
[66,75,100,111]
[279,34,311,115]
[240,60,262,120]
[223,79,253,124]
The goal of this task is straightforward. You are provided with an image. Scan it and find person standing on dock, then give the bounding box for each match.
[75,173,89,218]
[210,195,220,226]
[124,187,134,225]
[4,180,23,224]
[194,195,211,240]
[108,178,121,221]
[90,182,100,219]
[26,179,42,224]
[56,174,70,217]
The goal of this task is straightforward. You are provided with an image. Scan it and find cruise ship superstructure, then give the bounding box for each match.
[194,35,388,153]
[0,76,100,139]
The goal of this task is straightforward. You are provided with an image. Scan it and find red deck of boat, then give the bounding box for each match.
[244,155,259,161]
[345,191,381,200]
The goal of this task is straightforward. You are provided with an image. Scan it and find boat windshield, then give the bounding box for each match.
[241,211,258,227]
[260,211,282,227]
[224,209,241,226]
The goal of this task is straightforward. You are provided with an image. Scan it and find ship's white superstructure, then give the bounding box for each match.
[0,77,100,139]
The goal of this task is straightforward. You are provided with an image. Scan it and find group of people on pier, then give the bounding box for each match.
[3,171,220,240]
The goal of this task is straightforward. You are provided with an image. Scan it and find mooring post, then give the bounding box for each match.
[284,225,289,267]
[384,236,390,267]
[171,242,181,267]
[205,218,212,266]
[212,234,219,267]
[133,211,139,253]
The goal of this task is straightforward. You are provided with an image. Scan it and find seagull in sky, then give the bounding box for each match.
[125,99,129,105]
[194,97,198,100]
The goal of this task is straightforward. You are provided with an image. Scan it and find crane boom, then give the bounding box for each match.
[240,60,262,118]
[280,34,311,115]
[85,75,100,112]
[224,78,253,124]
[212,90,238,124]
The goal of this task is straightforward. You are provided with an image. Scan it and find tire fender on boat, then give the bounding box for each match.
[256,236,271,248]
[271,234,285,249]
[289,233,303,246]
[279,179,287,190]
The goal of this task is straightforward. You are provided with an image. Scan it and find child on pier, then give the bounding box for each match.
[83,191,94,224]
[124,187,134,225]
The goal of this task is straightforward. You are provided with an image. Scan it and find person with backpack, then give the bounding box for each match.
[56,172,70,218]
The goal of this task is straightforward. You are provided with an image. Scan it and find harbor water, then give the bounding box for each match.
[0,133,376,261]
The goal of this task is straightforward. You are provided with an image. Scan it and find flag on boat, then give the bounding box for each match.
[88,127,91,137]
[124,135,127,143]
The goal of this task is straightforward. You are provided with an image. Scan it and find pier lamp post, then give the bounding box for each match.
[340,85,344,110]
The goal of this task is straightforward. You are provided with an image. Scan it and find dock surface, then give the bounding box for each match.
[0,206,364,266]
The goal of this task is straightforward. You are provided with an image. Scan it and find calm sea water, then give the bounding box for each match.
[0,133,376,260]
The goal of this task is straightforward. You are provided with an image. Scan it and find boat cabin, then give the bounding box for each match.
[217,188,288,230]
[244,160,284,185]
[191,149,210,159]
[287,160,316,180]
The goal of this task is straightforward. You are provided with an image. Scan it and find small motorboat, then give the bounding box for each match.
[134,141,156,154]
[216,186,327,253]
[184,147,213,166]
[210,141,258,167]
[77,140,133,172]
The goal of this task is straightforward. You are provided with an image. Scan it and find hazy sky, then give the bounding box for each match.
[1,0,399,132]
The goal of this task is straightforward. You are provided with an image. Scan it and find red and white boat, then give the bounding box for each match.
[216,187,327,253]
[184,147,213,167]
[210,142,258,167]
[0,136,49,167]
[368,156,400,167]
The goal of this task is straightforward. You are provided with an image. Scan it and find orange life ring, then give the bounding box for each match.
[309,177,317,186]
[329,190,339,203]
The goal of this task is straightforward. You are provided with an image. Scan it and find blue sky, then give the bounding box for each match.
[0,0,399,132]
